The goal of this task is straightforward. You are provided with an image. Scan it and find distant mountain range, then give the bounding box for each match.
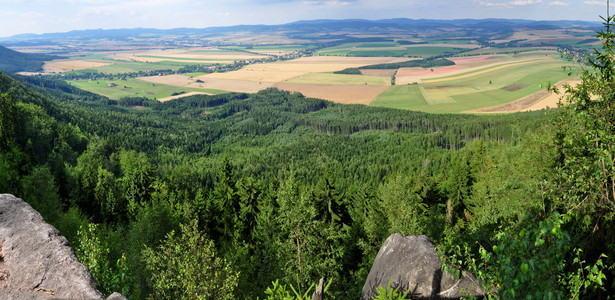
[0,18,601,45]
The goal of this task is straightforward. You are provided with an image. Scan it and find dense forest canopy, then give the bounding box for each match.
[0,18,614,300]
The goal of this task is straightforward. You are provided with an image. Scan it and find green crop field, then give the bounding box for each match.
[69,78,227,100]
[315,42,468,57]
[348,49,408,57]
[461,47,555,56]
[370,85,428,110]
[222,45,311,51]
[355,42,399,48]
[287,72,390,85]
[81,61,195,74]
[136,55,232,62]
[404,46,466,58]
[69,54,124,61]
[371,57,576,113]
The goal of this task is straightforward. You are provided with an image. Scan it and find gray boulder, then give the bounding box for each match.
[361,234,487,299]
[0,193,104,299]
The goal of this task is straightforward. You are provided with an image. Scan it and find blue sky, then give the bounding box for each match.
[0,0,608,37]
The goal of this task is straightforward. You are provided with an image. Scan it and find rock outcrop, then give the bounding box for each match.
[361,234,487,299]
[0,193,103,299]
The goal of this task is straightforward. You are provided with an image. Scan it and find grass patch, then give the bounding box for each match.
[370,85,428,109]
[89,61,193,74]
[355,42,398,48]
[372,57,577,113]
[68,78,227,100]
[136,55,233,62]
[462,47,555,56]
[404,46,465,58]
[348,49,408,57]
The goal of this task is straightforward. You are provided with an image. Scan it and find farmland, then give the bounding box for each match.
[8,19,595,113]
[69,78,226,99]
[314,41,480,57]
[41,48,272,75]
[56,46,578,113]
[372,53,576,113]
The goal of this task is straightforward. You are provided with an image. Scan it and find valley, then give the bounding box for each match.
[0,15,612,299]
[3,18,593,113]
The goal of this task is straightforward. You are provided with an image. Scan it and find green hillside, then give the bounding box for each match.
[0,45,55,73]
[0,61,612,299]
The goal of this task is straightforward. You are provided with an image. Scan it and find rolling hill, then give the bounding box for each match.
[0,45,56,73]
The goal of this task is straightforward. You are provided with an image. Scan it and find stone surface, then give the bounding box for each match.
[0,194,104,299]
[361,234,487,299]
[106,292,128,300]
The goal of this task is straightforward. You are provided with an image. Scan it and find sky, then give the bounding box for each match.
[0,0,609,38]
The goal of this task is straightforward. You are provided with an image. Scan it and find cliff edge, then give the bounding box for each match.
[0,193,104,299]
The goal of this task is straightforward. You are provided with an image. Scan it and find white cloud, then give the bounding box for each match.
[302,0,356,6]
[548,1,568,6]
[583,0,604,5]
[510,0,541,5]
[480,0,542,7]
[480,1,508,6]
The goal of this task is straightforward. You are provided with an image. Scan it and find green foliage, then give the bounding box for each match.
[76,223,134,297]
[361,58,456,70]
[142,219,239,300]
[3,56,615,298]
[334,58,455,74]
[263,280,295,300]
[565,250,608,298]
[20,166,62,223]
[262,278,332,300]
[379,173,428,235]
[550,14,615,295]
[471,213,607,299]
[554,15,615,224]
[480,213,571,298]
[372,280,411,300]
[0,92,17,151]
[333,68,362,75]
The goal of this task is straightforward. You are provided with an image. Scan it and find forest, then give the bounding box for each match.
[0,22,614,300]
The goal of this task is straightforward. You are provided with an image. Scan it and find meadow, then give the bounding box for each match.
[371,55,576,113]
[69,78,226,99]
[314,41,480,58]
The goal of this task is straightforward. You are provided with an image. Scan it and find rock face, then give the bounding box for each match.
[361,234,487,299]
[0,194,104,299]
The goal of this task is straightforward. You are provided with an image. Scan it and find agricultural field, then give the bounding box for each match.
[7,19,597,113]
[287,72,390,85]
[69,78,226,100]
[127,48,577,113]
[370,85,428,110]
[314,41,480,58]
[273,82,389,104]
[195,56,405,83]
[371,53,577,113]
[173,56,406,99]
[139,75,276,93]
[41,47,267,74]
[220,45,313,55]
